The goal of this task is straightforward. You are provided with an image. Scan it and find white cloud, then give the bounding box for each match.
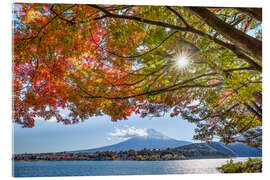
[106,137,112,141]
[108,126,148,140]
[47,116,57,123]
[34,116,58,123]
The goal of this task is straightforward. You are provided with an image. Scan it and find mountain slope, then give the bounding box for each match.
[178,142,261,157]
[75,129,191,153]
[225,142,262,157]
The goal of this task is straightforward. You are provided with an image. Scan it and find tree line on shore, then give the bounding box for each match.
[13,146,230,161]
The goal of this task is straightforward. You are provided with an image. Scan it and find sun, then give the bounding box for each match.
[175,51,191,70]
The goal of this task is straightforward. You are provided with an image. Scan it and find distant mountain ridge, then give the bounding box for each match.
[176,142,261,157]
[72,129,261,157]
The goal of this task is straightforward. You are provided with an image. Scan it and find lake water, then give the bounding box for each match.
[13,157,249,177]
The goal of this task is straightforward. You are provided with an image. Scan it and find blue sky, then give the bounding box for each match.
[13,113,197,154]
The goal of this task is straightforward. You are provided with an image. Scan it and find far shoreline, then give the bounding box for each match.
[13,156,259,162]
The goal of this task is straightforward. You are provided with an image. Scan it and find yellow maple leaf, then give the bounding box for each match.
[25,9,41,23]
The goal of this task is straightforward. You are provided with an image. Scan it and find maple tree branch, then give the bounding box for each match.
[24,5,76,41]
[230,17,245,27]
[84,72,222,100]
[252,91,262,104]
[115,65,256,90]
[89,27,178,59]
[77,63,256,101]
[223,66,257,73]
[89,5,261,72]
[166,6,189,27]
[89,4,190,31]
[235,8,262,21]
[251,101,262,115]
[49,7,75,25]
[127,55,174,76]
[113,62,169,86]
[244,102,262,120]
[102,5,136,12]
[226,76,262,121]
[14,37,43,93]
[188,29,261,72]
[148,66,171,87]
[238,115,256,134]
[203,103,240,120]
[85,83,222,100]
[24,14,57,41]
[88,4,112,14]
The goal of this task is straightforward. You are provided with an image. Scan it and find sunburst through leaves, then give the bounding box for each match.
[175,51,192,70]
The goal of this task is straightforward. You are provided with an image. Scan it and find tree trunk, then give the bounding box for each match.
[189,7,262,62]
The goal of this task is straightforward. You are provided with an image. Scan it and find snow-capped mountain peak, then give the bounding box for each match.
[144,129,171,140]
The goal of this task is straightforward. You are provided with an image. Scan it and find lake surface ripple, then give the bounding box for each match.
[13,157,249,177]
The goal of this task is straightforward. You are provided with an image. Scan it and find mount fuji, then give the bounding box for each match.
[75,129,192,153]
[71,129,261,157]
